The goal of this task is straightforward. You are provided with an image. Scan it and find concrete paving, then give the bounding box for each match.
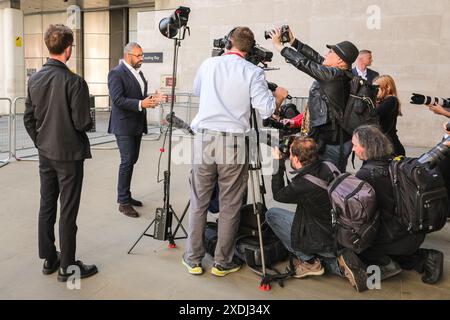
[0,137,449,300]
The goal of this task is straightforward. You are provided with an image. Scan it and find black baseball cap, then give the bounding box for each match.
[326,41,359,65]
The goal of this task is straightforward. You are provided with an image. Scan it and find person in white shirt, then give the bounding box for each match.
[352,50,379,84]
[183,27,288,277]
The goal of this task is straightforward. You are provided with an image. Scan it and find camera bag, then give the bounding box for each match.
[389,157,448,233]
[303,161,379,254]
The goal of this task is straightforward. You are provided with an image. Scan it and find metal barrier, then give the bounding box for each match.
[11,97,38,161]
[0,97,12,168]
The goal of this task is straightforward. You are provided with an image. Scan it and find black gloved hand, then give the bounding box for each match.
[410,93,426,105]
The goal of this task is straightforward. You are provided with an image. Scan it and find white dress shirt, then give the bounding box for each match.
[355,66,368,81]
[121,59,145,111]
[190,54,276,133]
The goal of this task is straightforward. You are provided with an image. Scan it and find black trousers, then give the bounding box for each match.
[359,233,426,268]
[38,155,84,269]
[115,135,142,204]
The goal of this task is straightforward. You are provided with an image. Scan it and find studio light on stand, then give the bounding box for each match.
[128,7,191,253]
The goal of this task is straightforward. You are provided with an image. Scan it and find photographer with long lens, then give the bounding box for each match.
[182,27,288,277]
[267,138,368,292]
[269,27,359,172]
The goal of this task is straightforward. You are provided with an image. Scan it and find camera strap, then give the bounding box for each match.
[224,51,245,59]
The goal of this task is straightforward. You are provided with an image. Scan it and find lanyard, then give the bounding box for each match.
[224,51,245,59]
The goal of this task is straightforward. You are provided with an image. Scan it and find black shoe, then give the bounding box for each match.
[42,252,61,275]
[57,260,98,282]
[130,198,143,207]
[338,249,368,292]
[380,258,402,281]
[119,204,140,218]
[420,249,444,284]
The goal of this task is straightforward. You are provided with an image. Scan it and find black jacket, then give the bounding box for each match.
[356,159,407,244]
[271,160,336,254]
[351,67,379,84]
[281,39,352,145]
[107,63,148,136]
[24,59,92,161]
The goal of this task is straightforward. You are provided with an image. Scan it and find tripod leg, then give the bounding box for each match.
[127,219,155,254]
[172,201,190,238]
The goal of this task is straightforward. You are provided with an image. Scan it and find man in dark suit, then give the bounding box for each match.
[108,42,164,218]
[24,24,97,282]
[352,50,379,84]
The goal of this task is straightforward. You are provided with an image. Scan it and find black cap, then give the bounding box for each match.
[326,41,359,65]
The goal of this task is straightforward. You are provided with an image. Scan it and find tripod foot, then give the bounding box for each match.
[259,283,271,291]
[168,242,176,249]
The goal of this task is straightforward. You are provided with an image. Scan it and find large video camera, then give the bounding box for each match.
[212,35,273,67]
[410,93,450,108]
[418,121,450,168]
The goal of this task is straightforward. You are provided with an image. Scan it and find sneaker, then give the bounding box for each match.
[379,258,402,281]
[293,258,325,279]
[211,260,242,277]
[337,249,368,292]
[182,257,203,275]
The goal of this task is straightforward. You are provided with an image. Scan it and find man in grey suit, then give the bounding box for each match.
[352,50,379,84]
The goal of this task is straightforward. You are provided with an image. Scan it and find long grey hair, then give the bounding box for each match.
[353,125,393,160]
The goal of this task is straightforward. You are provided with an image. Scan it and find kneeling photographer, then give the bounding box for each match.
[269,26,359,172]
[353,125,444,284]
[267,137,368,292]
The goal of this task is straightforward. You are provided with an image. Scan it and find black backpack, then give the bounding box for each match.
[341,73,379,135]
[389,157,449,233]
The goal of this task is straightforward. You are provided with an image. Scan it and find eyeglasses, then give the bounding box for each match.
[128,53,144,58]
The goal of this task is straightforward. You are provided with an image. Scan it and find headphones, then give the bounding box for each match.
[225,27,237,50]
[224,27,256,52]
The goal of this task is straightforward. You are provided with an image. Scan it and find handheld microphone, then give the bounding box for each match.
[267,81,292,100]
[165,113,194,135]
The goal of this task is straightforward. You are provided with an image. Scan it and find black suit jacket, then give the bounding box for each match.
[108,63,148,136]
[24,59,92,161]
[352,67,379,84]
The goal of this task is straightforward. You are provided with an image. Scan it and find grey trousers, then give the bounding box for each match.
[184,132,248,266]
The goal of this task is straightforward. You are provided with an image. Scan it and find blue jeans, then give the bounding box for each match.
[266,207,343,276]
[321,141,353,172]
[115,135,142,204]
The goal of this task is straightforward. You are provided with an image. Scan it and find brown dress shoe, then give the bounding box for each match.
[119,204,140,218]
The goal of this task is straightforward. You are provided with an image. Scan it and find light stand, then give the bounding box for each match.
[128,17,190,254]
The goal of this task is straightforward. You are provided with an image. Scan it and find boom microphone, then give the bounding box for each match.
[165,113,194,135]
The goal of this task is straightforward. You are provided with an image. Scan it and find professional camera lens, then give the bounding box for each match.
[418,136,450,169]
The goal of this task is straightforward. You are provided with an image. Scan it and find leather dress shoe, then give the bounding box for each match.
[119,204,139,218]
[130,198,143,207]
[419,249,444,284]
[57,260,98,282]
[42,252,61,275]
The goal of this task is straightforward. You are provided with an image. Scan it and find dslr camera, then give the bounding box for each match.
[264,25,291,44]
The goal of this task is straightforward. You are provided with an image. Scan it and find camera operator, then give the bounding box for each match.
[182,27,288,277]
[267,138,368,292]
[270,27,359,172]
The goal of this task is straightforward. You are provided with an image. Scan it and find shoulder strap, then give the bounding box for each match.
[303,174,329,190]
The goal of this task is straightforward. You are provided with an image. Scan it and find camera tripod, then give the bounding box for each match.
[128,26,190,254]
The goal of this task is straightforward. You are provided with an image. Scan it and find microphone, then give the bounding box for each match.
[165,113,194,135]
[267,81,292,100]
